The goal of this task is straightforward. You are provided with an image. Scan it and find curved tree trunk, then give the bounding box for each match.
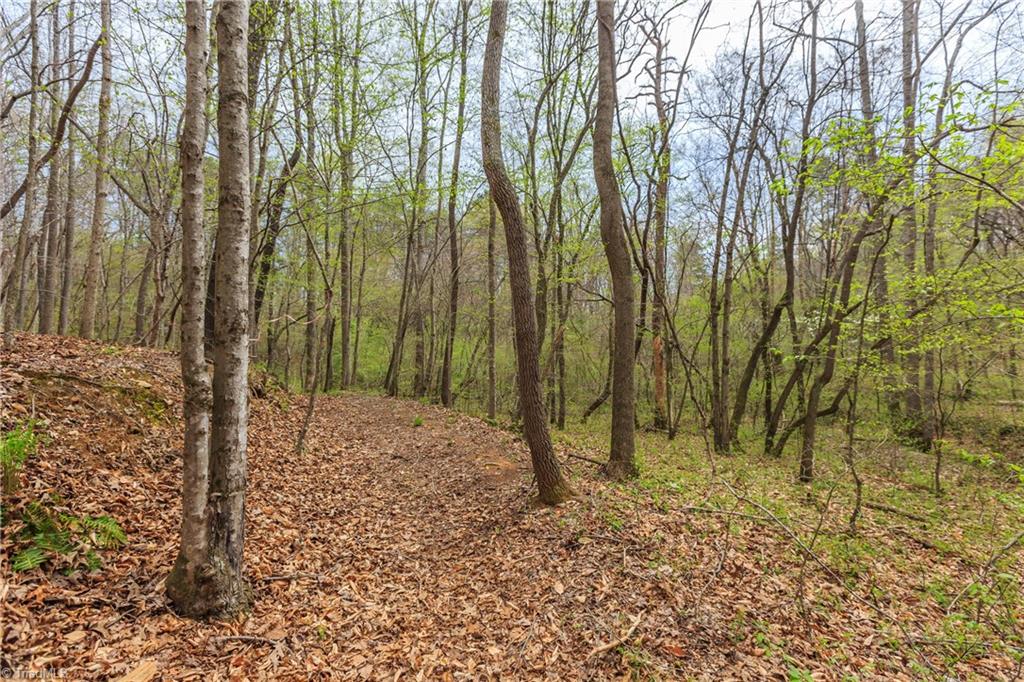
[481,0,572,505]
[593,0,636,480]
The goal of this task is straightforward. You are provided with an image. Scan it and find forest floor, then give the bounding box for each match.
[2,333,1022,680]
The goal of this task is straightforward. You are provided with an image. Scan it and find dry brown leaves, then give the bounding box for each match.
[1,333,1020,680]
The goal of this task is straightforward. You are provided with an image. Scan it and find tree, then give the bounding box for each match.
[593,0,636,480]
[206,0,252,614]
[486,194,497,420]
[3,0,39,347]
[481,0,572,505]
[637,2,708,433]
[166,0,212,618]
[384,0,438,398]
[58,0,78,336]
[440,0,470,408]
[644,13,672,433]
[329,0,366,390]
[38,1,63,335]
[79,0,112,340]
[900,0,922,433]
[167,0,252,618]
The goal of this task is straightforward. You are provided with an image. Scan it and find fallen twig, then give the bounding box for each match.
[261,572,323,582]
[864,501,928,523]
[565,451,605,466]
[209,635,282,647]
[679,505,771,522]
[893,526,941,551]
[586,611,644,659]
[43,595,119,609]
[947,528,1024,613]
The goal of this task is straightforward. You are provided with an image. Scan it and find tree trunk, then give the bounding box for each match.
[296,290,332,454]
[386,13,432,397]
[58,0,77,336]
[594,0,636,480]
[555,219,568,430]
[854,0,899,423]
[4,0,40,346]
[900,0,922,432]
[251,6,302,336]
[304,234,317,392]
[38,2,63,335]
[385,226,414,395]
[412,11,432,399]
[337,153,352,388]
[487,195,497,420]
[79,0,112,340]
[352,232,367,383]
[650,49,670,431]
[206,0,252,615]
[166,0,214,618]
[920,15,970,462]
[335,1,363,389]
[481,0,572,505]
[147,212,168,346]
[134,243,154,343]
[440,0,469,408]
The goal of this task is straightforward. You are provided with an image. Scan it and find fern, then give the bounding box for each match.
[12,546,47,572]
[1,422,38,495]
[23,501,58,533]
[84,550,102,571]
[10,501,126,572]
[74,514,127,548]
[3,423,125,573]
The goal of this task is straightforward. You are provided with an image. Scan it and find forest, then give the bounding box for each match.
[1,0,1023,678]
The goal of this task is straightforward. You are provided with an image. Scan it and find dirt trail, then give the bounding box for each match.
[1,335,731,680]
[6,334,1018,680]
[240,392,725,680]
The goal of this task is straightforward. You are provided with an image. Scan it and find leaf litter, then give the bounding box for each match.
[1,333,1021,680]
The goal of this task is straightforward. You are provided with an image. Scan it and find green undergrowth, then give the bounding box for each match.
[113,383,171,423]
[552,415,1024,668]
[8,499,127,573]
[2,421,39,497]
[2,422,127,574]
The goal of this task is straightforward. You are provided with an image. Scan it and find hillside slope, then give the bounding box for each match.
[1,333,1021,680]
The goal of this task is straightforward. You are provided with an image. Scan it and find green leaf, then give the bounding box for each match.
[12,546,47,572]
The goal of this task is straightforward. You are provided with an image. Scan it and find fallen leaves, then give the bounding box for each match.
[114,660,157,682]
[65,630,89,644]
[1,333,1021,680]
[586,611,645,660]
